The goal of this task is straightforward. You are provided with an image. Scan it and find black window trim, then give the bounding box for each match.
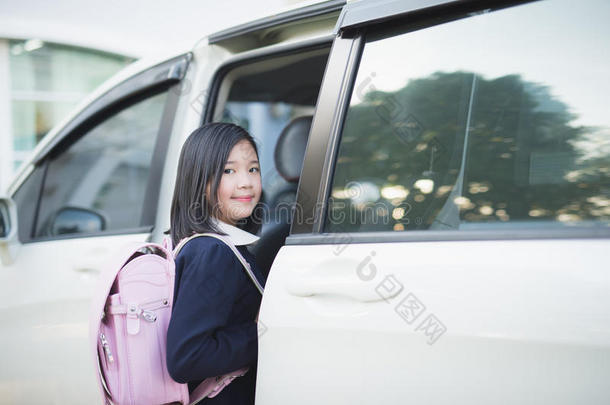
[208,0,346,44]
[334,0,536,35]
[29,160,49,242]
[290,0,610,244]
[13,159,49,243]
[28,226,155,244]
[291,31,364,235]
[286,227,610,246]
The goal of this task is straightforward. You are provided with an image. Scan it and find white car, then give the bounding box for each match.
[1,0,609,403]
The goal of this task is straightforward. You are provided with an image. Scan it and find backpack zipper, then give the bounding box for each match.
[99,333,114,363]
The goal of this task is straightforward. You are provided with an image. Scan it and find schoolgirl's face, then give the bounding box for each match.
[208,139,261,225]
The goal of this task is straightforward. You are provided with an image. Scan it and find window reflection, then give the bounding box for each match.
[35,91,168,237]
[326,0,610,233]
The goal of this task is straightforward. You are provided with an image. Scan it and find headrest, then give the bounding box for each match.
[274,115,312,183]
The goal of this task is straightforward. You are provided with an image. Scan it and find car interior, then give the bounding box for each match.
[211,45,331,276]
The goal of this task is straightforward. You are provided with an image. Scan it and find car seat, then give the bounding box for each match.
[250,115,312,276]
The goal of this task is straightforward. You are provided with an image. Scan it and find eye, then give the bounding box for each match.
[224,168,235,174]
[250,167,260,173]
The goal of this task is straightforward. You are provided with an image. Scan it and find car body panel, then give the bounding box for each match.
[256,239,610,404]
[0,232,149,403]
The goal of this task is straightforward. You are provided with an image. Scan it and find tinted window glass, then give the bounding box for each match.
[326,0,610,233]
[35,91,168,238]
[12,165,45,242]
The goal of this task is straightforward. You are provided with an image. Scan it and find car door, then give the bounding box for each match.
[0,55,188,404]
[256,0,610,404]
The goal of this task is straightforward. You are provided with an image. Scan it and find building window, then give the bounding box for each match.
[8,39,134,171]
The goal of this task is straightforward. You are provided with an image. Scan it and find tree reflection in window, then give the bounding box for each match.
[326,70,609,232]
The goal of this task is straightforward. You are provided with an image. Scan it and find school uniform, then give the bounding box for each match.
[166,218,266,405]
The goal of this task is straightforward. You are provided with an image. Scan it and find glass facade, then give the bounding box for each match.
[8,39,134,171]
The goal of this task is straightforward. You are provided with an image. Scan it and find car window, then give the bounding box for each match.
[325,0,610,233]
[34,91,169,238]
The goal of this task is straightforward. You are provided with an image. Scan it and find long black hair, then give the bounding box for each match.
[169,123,262,247]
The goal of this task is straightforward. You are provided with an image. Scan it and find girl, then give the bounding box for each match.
[166,123,266,405]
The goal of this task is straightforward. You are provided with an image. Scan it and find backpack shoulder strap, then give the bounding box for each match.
[174,234,263,404]
[173,233,264,295]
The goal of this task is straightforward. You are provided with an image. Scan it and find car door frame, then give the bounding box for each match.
[288,0,610,244]
[254,1,610,403]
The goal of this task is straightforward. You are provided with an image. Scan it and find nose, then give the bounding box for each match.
[237,171,253,189]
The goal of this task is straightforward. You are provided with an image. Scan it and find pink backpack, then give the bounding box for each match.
[89,233,264,405]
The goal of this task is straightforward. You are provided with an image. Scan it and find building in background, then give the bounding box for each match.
[0,38,134,191]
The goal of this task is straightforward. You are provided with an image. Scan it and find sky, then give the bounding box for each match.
[0,0,299,58]
[355,0,609,130]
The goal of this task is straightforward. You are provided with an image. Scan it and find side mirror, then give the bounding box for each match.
[50,206,106,236]
[0,197,20,266]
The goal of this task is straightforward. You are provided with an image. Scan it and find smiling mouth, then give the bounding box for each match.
[232,196,253,202]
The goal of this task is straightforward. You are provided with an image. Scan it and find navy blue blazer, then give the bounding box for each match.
[166,229,266,405]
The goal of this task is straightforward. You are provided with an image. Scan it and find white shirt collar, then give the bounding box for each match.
[210,217,260,246]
